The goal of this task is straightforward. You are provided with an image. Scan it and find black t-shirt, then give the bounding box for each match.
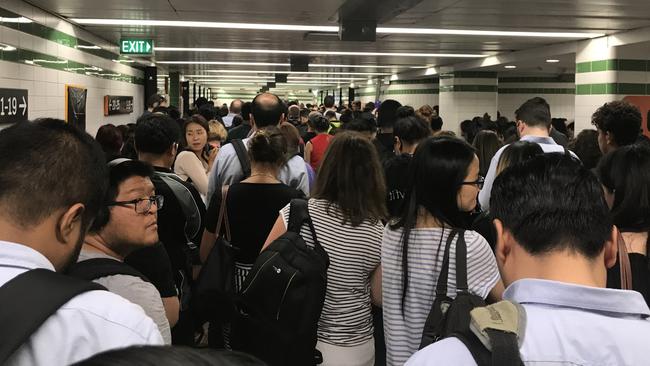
[124,242,178,297]
[206,182,304,264]
[383,154,412,218]
[151,167,206,284]
[608,253,650,306]
[374,133,396,163]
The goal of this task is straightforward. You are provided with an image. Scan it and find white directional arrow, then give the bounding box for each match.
[145,42,151,53]
[19,96,26,116]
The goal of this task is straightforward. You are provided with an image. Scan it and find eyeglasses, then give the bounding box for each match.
[461,176,485,189]
[107,195,164,214]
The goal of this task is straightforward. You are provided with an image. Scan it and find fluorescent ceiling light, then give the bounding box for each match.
[0,43,16,51]
[156,60,418,69]
[75,45,102,50]
[390,74,399,81]
[0,17,32,23]
[71,18,603,38]
[546,59,560,63]
[154,47,484,58]
[202,70,393,75]
[425,67,437,75]
[186,75,364,81]
[112,59,136,63]
[504,65,517,69]
[376,27,603,38]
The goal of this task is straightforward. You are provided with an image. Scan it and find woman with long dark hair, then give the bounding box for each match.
[381,136,503,365]
[597,144,650,305]
[264,131,387,366]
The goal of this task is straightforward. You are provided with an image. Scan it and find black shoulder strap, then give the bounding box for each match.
[232,139,251,179]
[453,328,523,366]
[455,230,469,293]
[68,258,150,283]
[435,229,459,298]
[287,199,319,248]
[0,268,106,363]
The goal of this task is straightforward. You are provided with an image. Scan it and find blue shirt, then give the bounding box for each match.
[478,135,576,211]
[406,279,650,366]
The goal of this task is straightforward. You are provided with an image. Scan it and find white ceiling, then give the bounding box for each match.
[23,0,650,89]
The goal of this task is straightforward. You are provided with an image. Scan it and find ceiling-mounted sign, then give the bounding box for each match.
[104,95,134,116]
[0,88,28,124]
[119,39,154,55]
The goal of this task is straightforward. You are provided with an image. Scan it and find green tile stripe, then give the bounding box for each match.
[576,59,650,73]
[439,85,497,92]
[498,88,575,94]
[499,75,575,83]
[0,47,144,84]
[390,78,438,85]
[575,83,650,95]
[440,71,498,79]
[0,7,123,62]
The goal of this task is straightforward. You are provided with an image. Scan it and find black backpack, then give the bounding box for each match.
[0,269,105,363]
[419,229,523,366]
[230,199,329,366]
[68,258,151,283]
[232,139,251,180]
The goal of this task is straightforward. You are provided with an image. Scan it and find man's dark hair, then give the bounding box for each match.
[591,100,641,147]
[324,95,335,108]
[309,115,331,133]
[396,105,415,118]
[377,99,402,128]
[229,99,243,114]
[430,116,443,131]
[252,93,284,128]
[324,110,337,119]
[135,113,180,154]
[0,119,107,229]
[90,160,155,233]
[198,104,216,122]
[364,102,375,112]
[194,97,208,109]
[345,113,377,134]
[394,116,431,144]
[147,94,165,109]
[241,101,253,121]
[491,153,612,258]
[568,129,602,170]
[515,97,552,128]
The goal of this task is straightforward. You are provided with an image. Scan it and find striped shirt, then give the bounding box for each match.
[381,227,500,365]
[280,198,383,346]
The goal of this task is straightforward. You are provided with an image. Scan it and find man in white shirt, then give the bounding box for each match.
[222,99,243,128]
[0,119,162,365]
[207,93,309,201]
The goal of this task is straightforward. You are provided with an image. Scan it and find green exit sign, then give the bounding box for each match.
[120,39,154,55]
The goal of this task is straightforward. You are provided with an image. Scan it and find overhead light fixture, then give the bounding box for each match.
[425,67,437,75]
[154,47,485,58]
[75,45,102,50]
[71,18,603,38]
[201,70,393,76]
[112,59,136,63]
[390,74,399,81]
[367,79,373,85]
[0,43,17,51]
[156,60,418,69]
[545,59,560,63]
[504,65,517,69]
[0,17,33,23]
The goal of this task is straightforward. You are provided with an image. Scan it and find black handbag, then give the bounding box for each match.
[194,186,236,324]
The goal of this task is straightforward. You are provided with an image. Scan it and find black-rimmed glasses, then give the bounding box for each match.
[461,176,485,189]
[107,195,164,214]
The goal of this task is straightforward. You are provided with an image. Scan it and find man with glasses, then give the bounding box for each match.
[71,159,172,344]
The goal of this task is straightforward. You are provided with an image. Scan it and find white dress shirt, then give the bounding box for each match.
[0,241,163,365]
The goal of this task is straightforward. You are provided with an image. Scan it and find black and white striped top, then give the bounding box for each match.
[381,227,500,365]
[280,198,383,346]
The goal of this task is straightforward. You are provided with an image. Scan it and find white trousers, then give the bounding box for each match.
[317,338,375,366]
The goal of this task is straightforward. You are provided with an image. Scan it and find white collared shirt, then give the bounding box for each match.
[0,241,163,365]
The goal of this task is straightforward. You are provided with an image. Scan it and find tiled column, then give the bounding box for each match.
[169,72,180,108]
[575,38,650,133]
[498,76,575,121]
[439,71,498,134]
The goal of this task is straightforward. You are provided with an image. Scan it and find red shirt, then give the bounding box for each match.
[309,133,332,171]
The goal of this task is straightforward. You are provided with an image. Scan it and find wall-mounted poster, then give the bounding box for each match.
[66,85,87,131]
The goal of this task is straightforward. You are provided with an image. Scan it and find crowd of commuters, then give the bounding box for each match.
[1,91,650,366]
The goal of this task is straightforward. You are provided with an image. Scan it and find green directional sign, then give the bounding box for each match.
[119,39,154,55]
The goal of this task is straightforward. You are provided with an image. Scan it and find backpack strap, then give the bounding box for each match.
[215,185,232,242]
[154,171,202,251]
[453,300,525,366]
[454,230,469,293]
[287,199,320,250]
[232,139,251,179]
[68,258,151,283]
[0,268,106,363]
[435,229,458,298]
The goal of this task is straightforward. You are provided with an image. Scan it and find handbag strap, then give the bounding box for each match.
[215,185,231,242]
[618,232,633,290]
[454,230,469,293]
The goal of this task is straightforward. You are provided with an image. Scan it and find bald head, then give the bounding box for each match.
[252,93,284,128]
[230,99,243,114]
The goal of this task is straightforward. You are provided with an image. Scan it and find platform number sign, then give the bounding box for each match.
[0,88,28,124]
[120,39,154,55]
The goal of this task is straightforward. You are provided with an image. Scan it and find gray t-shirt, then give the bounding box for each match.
[77,250,172,344]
